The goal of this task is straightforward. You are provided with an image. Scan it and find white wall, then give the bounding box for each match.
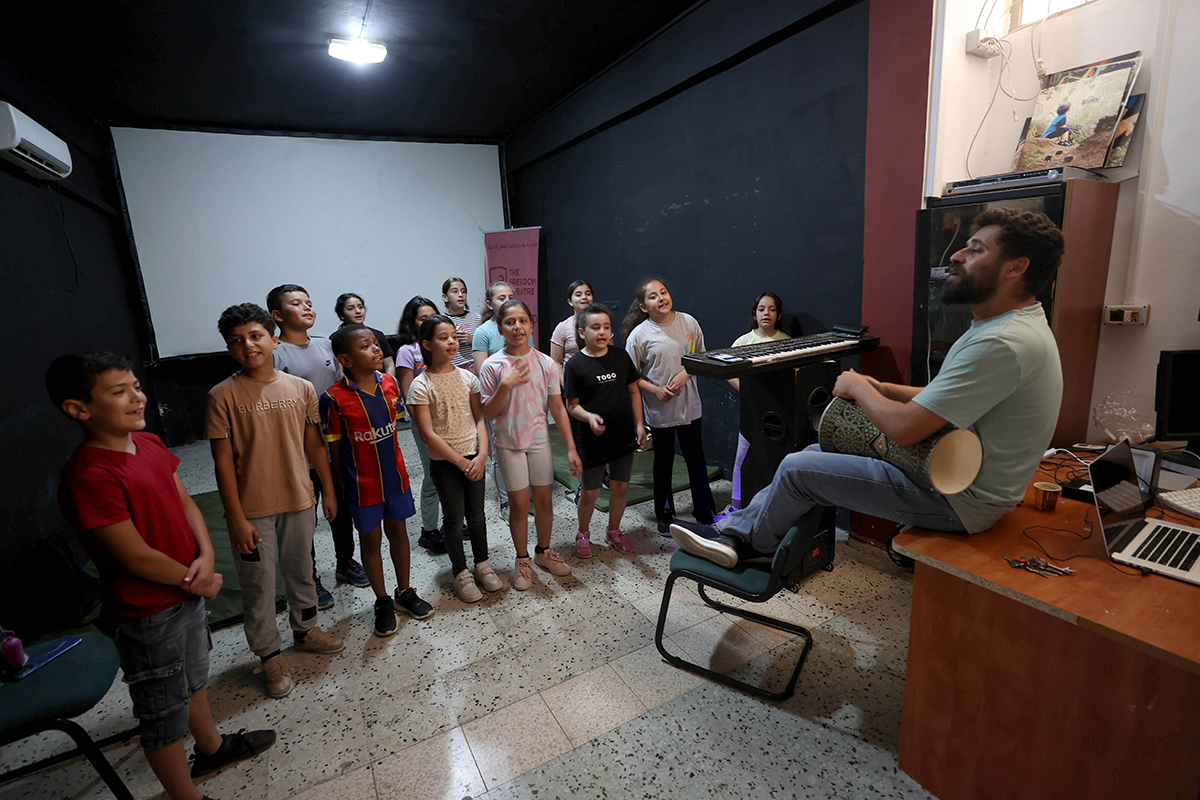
[928,0,1200,439]
[112,129,505,358]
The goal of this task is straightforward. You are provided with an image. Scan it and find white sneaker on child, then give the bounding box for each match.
[512,556,534,591]
[535,548,571,577]
[453,569,483,603]
[474,560,503,592]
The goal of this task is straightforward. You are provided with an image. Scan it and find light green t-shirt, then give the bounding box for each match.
[732,329,790,348]
[912,303,1062,533]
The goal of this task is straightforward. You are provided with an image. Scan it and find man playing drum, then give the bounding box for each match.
[672,209,1065,567]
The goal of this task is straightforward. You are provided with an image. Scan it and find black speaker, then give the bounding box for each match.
[793,506,837,583]
[738,360,840,503]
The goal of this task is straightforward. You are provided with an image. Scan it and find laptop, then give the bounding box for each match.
[1088,440,1200,586]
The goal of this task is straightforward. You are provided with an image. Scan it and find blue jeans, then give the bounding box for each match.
[718,445,967,554]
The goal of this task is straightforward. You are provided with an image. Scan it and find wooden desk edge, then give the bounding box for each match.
[892,540,1078,625]
[894,537,1200,677]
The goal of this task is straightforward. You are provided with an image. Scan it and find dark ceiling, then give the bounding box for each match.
[3,0,700,141]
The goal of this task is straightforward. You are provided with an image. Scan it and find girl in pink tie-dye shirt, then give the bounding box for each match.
[480,300,581,592]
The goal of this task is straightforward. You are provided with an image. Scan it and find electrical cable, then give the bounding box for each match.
[1020,507,1143,576]
[50,183,83,289]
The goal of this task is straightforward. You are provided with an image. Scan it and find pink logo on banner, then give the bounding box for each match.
[484,227,541,344]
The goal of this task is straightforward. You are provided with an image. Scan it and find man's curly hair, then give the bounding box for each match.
[971,209,1065,297]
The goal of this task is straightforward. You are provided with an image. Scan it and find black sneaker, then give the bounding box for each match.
[190,728,277,778]
[417,528,447,554]
[657,518,674,537]
[373,595,398,636]
[315,579,334,610]
[394,587,434,620]
[670,522,739,569]
[335,559,370,588]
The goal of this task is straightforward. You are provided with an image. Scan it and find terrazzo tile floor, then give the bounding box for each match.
[1,433,934,800]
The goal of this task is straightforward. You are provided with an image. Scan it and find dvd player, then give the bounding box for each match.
[944,166,1103,196]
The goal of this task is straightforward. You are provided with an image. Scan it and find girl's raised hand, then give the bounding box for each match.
[588,412,606,436]
[500,361,531,388]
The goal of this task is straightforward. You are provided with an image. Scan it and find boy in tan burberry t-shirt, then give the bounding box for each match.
[205,303,345,698]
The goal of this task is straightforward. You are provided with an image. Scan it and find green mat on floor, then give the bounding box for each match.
[547,425,720,512]
[191,491,288,630]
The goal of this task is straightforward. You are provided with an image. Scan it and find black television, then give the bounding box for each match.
[1155,349,1200,466]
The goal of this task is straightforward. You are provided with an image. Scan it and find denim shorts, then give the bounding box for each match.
[104,596,210,750]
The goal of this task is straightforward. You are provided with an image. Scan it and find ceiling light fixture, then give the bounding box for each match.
[328,38,387,63]
[329,0,386,64]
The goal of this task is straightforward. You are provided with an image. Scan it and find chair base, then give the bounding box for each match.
[0,720,136,798]
[655,569,814,701]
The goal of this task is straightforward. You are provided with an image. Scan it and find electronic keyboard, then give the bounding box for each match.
[683,331,879,379]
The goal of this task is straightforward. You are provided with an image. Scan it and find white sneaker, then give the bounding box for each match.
[512,556,534,591]
[534,547,572,577]
[453,569,483,603]
[474,560,503,592]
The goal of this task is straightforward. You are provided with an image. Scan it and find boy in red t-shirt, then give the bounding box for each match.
[50,352,274,800]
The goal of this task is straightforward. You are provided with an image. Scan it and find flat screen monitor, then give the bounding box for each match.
[1155,349,1200,463]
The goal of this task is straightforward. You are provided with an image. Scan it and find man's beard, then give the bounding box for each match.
[941,266,999,305]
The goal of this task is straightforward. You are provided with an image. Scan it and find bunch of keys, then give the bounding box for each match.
[1003,555,1075,577]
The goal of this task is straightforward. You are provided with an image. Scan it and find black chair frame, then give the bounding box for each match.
[654,553,815,701]
[0,720,136,798]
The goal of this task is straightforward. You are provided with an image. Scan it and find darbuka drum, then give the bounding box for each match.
[817,397,982,494]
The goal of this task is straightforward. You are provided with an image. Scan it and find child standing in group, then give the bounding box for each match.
[549,280,594,371]
[623,278,715,535]
[407,314,502,602]
[723,292,790,519]
[471,281,517,520]
[51,352,275,800]
[335,292,396,377]
[396,296,445,554]
[267,284,367,607]
[442,277,481,374]
[206,303,345,698]
[321,324,433,635]
[480,299,582,589]
[564,304,645,557]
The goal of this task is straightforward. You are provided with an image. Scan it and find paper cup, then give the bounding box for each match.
[1033,482,1062,512]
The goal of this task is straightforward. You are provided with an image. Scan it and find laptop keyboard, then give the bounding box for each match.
[1131,526,1200,571]
[1096,481,1144,516]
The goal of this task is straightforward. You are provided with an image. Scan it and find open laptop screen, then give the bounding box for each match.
[1089,441,1150,552]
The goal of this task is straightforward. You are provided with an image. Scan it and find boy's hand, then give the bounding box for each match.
[230,519,262,555]
[182,556,216,595]
[194,572,223,600]
[652,383,677,402]
[587,412,606,436]
[635,423,647,449]
[567,449,582,477]
[322,494,337,522]
[464,454,486,481]
[501,362,531,389]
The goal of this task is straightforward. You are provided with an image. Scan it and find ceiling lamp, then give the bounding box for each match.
[328,38,387,64]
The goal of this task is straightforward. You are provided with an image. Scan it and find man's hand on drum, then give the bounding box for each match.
[833,369,874,401]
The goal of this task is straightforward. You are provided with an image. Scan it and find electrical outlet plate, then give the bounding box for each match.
[1103,304,1150,326]
[966,29,1002,59]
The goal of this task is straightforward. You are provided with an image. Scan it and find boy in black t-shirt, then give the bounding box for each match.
[563,304,645,557]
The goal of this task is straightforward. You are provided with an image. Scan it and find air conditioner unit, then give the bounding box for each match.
[0,101,72,180]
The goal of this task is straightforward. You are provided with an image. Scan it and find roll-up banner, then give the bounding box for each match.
[483,227,541,343]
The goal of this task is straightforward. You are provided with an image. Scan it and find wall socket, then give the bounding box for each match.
[965,29,1002,59]
[1103,304,1150,326]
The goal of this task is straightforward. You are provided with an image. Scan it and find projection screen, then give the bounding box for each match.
[112,128,505,358]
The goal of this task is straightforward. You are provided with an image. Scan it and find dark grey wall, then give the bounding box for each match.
[505,0,869,474]
[0,63,162,636]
